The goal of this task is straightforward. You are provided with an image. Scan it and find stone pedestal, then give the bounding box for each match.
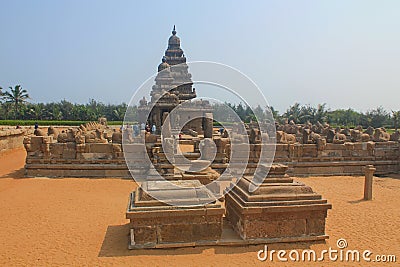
[225,164,331,241]
[126,180,224,249]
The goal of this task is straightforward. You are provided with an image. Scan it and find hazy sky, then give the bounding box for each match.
[1,0,399,113]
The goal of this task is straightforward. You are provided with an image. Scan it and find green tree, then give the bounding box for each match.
[391,110,400,131]
[267,106,281,123]
[26,103,44,120]
[235,103,246,122]
[111,103,127,121]
[2,85,30,119]
[284,103,301,123]
[364,107,389,128]
[327,108,362,127]
[314,103,328,123]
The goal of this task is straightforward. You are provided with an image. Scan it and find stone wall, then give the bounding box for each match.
[24,136,129,177]
[24,130,400,178]
[241,141,400,176]
[0,128,28,154]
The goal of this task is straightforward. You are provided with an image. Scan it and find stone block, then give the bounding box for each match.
[86,143,113,153]
[133,226,157,244]
[126,180,224,248]
[158,224,193,243]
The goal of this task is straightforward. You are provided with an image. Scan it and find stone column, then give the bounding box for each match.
[363,164,376,200]
[193,138,200,153]
[203,113,213,138]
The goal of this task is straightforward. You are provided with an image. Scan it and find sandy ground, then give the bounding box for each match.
[0,148,399,266]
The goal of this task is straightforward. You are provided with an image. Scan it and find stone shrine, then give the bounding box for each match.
[225,164,331,242]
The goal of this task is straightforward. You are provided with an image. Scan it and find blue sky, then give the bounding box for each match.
[0,0,399,113]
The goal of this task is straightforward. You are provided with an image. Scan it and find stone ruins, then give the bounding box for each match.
[20,26,399,248]
[0,127,29,154]
[23,120,400,178]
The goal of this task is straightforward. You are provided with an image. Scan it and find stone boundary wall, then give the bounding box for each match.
[243,142,399,176]
[0,128,29,154]
[24,136,400,178]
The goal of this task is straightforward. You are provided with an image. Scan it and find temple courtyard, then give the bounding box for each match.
[0,147,398,266]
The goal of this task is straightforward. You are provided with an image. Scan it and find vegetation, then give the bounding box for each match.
[0,85,398,129]
[0,86,128,122]
[1,85,30,119]
[213,102,396,129]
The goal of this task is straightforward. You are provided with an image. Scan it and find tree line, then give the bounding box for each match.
[1,85,399,129]
[0,85,127,121]
[221,102,399,129]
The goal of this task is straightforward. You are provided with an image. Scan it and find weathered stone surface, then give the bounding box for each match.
[0,128,28,154]
[126,180,224,249]
[225,164,331,241]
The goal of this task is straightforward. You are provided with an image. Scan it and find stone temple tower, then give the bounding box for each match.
[138,26,213,135]
[150,25,196,104]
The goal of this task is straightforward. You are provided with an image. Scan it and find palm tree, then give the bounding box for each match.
[2,85,30,119]
[284,103,301,123]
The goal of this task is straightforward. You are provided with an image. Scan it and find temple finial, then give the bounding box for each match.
[172,25,176,35]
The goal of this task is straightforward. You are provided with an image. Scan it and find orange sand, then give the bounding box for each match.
[0,148,399,266]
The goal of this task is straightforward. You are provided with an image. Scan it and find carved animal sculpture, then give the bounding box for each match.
[390,131,400,141]
[47,126,59,139]
[57,131,68,143]
[373,128,390,142]
[333,133,347,144]
[75,133,85,144]
[350,129,370,142]
[98,117,107,126]
[364,126,374,136]
[34,128,46,136]
[340,128,351,137]
[276,131,296,144]
[326,129,335,143]
[302,128,322,144]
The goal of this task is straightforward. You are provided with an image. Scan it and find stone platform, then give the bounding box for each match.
[126,164,331,249]
[126,180,225,249]
[225,164,331,242]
